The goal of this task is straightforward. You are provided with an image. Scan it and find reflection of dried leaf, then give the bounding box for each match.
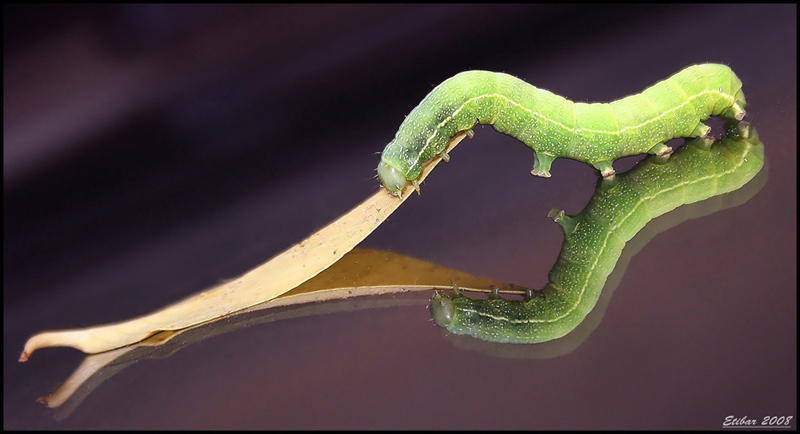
[259,247,527,308]
[37,346,136,411]
[20,133,469,360]
[36,247,519,413]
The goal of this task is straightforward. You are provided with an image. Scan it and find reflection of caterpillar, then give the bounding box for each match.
[430,122,764,344]
[378,64,746,195]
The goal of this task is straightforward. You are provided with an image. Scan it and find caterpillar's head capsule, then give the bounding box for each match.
[377,160,407,194]
[429,291,455,328]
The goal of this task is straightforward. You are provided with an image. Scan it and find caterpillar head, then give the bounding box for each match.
[377,160,407,195]
[429,291,455,328]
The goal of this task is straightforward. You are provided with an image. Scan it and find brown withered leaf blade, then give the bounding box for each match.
[20,132,470,360]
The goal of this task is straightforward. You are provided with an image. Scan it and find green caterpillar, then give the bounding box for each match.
[429,122,764,344]
[377,64,745,195]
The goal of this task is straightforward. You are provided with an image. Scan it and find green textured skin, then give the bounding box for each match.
[379,64,745,191]
[431,122,764,344]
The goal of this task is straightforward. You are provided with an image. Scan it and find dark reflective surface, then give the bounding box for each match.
[4,4,796,429]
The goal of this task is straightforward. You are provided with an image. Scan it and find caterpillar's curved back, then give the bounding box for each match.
[429,122,764,344]
[378,64,745,195]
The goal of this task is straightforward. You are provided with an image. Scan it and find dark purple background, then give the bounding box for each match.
[4,4,796,429]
